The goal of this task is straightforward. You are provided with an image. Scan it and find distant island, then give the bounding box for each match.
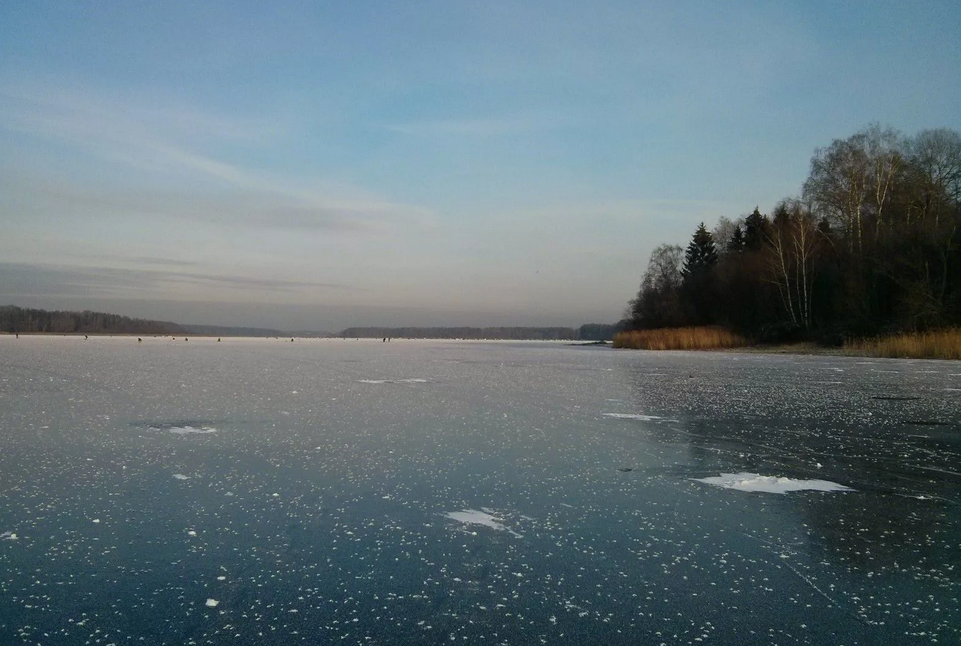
[0,305,620,341]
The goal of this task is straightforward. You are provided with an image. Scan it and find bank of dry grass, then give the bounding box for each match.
[844,328,961,360]
[613,326,751,351]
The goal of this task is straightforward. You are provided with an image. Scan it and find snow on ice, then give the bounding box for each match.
[444,509,523,537]
[692,472,854,494]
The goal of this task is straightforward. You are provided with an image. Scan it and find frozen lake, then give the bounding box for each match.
[1,336,959,645]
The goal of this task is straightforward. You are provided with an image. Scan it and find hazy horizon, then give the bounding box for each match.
[1,296,610,333]
[2,2,959,330]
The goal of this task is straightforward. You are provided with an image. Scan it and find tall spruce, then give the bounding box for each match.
[680,223,720,325]
[743,207,769,251]
[682,223,719,279]
[727,225,746,253]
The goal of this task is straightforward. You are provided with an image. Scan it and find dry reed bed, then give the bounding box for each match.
[613,327,750,351]
[844,328,961,360]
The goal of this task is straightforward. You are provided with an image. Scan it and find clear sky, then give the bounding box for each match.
[2,1,959,331]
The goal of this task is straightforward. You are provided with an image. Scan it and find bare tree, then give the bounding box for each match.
[629,244,685,328]
[906,128,961,227]
[862,124,905,235]
[764,199,824,329]
[712,216,739,254]
[804,133,870,252]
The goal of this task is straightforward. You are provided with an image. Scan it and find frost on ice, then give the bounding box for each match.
[692,472,854,494]
[444,509,523,537]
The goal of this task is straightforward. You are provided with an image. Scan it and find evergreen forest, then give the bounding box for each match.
[625,125,961,343]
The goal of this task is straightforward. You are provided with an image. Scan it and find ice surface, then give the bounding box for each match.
[693,472,854,494]
[1,336,958,646]
[444,509,523,537]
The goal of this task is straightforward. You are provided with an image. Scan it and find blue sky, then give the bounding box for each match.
[1,1,959,330]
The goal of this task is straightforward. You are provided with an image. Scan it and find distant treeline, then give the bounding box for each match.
[340,324,621,341]
[625,125,961,343]
[180,323,287,338]
[1,305,184,335]
[0,305,297,337]
[1,305,622,341]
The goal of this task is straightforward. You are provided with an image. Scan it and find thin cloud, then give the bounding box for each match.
[0,262,352,302]
[0,79,434,230]
[381,112,575,137]
[1,170,435,234]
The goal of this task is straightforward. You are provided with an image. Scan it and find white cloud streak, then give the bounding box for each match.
[0,79,433,231]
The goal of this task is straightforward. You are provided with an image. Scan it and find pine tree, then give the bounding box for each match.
[680,223,719,325]
[682,222,718,279]
[743,207,770,251]
[727,225,745,253]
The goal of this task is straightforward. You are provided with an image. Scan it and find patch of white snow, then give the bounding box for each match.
[692,472,853,494]
[444,509,523,537]
[167,426,217,435]
[603,413,676,422]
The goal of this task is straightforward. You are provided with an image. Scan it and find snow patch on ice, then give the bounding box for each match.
[692,472,854,494]
[167,425,217,435]
[1,531,17,540]
[173,473,190,480]
[603,413,676,422]
[205,598,219,608]
[444,509,523,537]
[358,378,428,384]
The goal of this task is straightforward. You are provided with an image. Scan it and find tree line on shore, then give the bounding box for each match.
[626,125,961,343]
[338,324,618,341]
[0,305,184,335]
[1,305,621,341]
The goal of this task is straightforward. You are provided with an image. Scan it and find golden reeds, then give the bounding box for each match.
[613,326,750,351]
[844,328,961,360]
